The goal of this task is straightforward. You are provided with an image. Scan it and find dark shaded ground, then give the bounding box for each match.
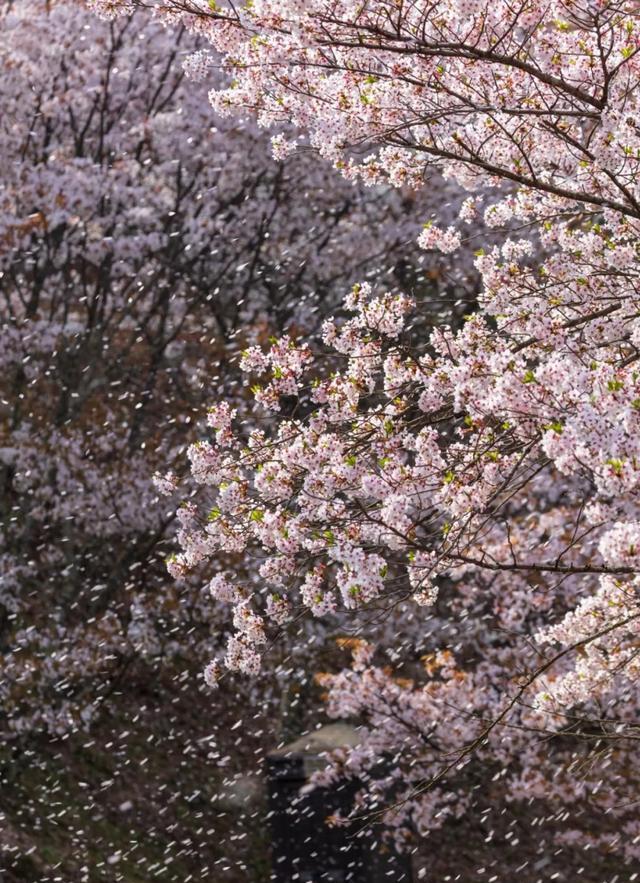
[0,662,272,882]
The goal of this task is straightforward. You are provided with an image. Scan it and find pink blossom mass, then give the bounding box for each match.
[4,0,640,879]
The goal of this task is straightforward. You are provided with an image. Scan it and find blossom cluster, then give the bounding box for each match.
[164,193,640,854]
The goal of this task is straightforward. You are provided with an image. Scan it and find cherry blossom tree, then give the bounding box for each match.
[102,0,640,864]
